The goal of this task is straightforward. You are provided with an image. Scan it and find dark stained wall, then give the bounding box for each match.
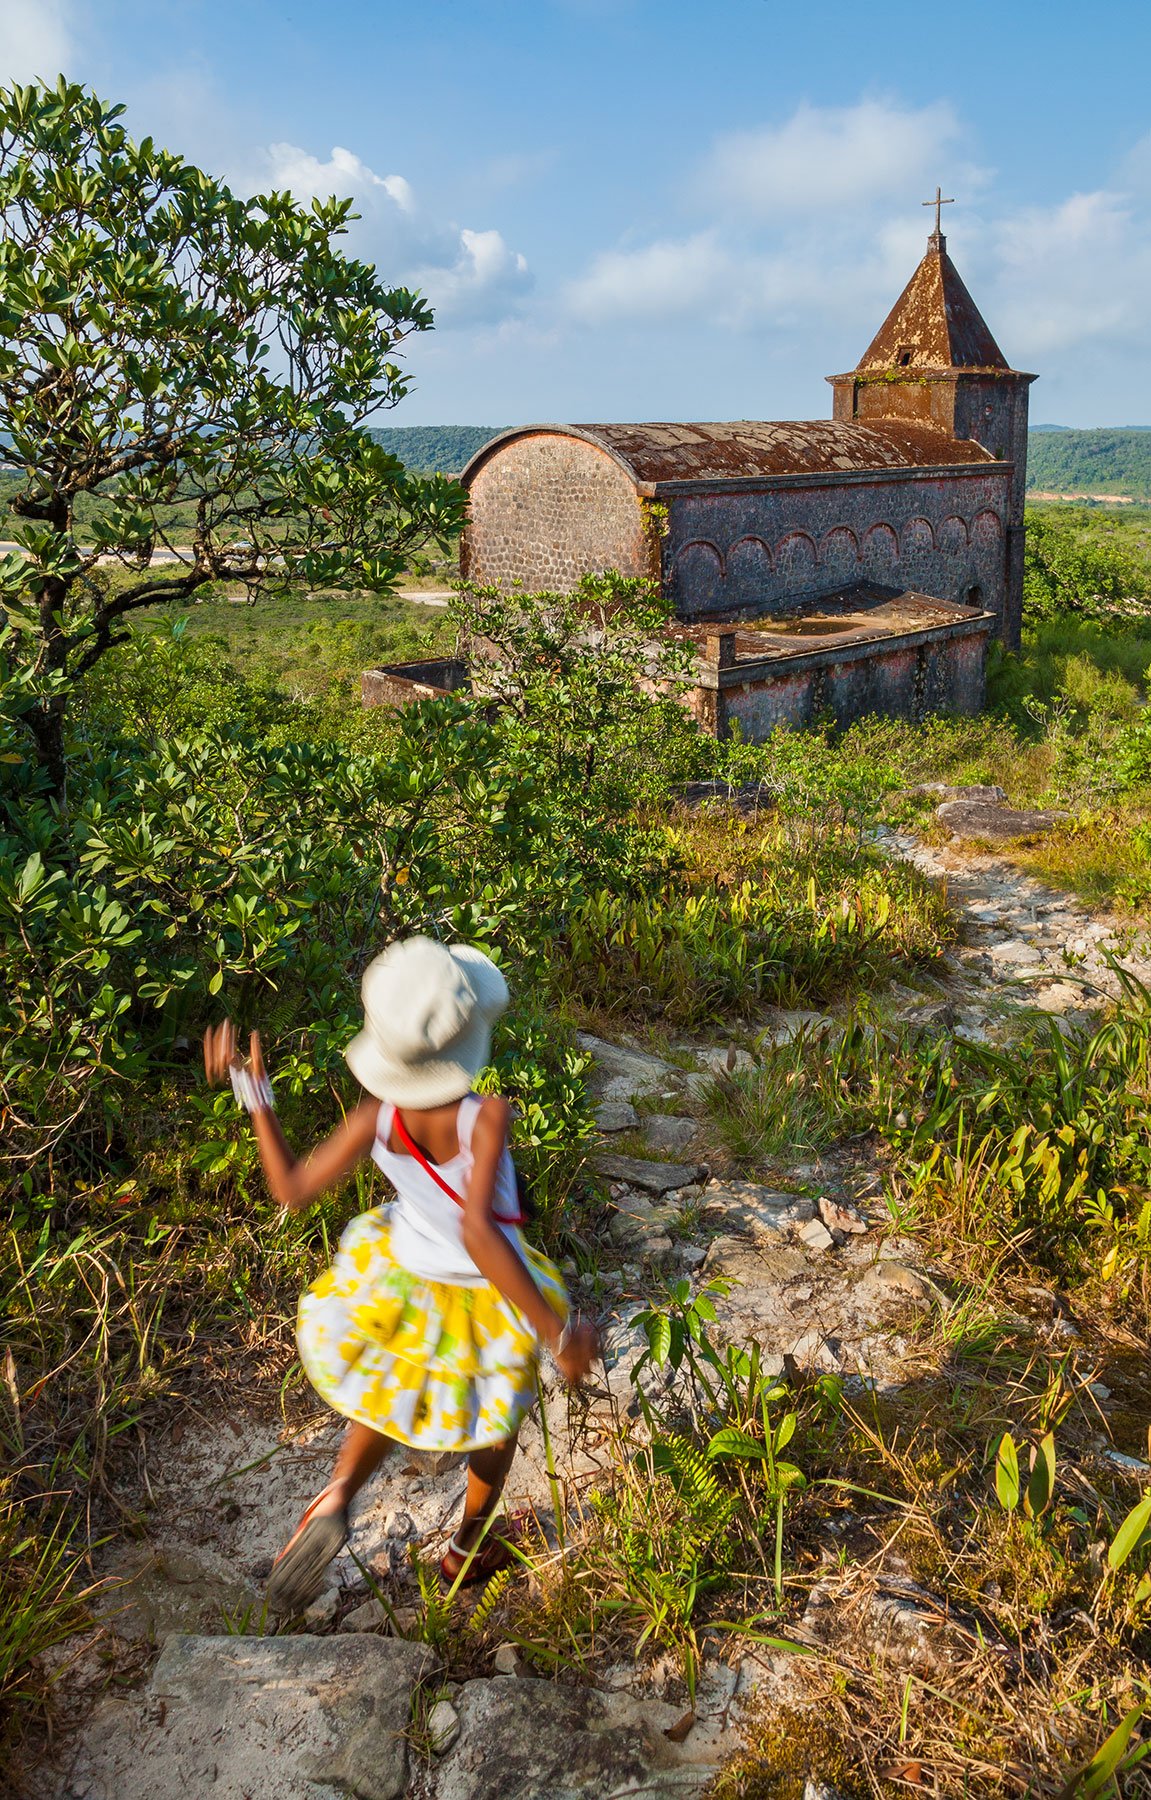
[830,373,1031,646]
[662,467,1013,628]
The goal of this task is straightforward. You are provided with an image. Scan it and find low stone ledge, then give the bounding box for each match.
[935,799,1068,840]
[144,1632,434,1800]
[595,1153,707,1195]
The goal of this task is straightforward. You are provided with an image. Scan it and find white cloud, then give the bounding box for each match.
[566,220,940,334]
[695,98,983,218]
[0,0,74,83]
[1119,129,1151,196]
[567,98,995,332]
[568,232,733,324]
[564,96,1151,411]
[254,141,531,326]
[990,190,1151,358]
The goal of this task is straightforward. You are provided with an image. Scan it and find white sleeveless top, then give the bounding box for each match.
[371,1093,524,1286]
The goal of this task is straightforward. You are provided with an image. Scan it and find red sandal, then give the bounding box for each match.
[439,1516,524,1589]
[266,1484,350,1614]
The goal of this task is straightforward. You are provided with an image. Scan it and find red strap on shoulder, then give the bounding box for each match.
[390,1109,467,1208]
[389,1106,525,1226]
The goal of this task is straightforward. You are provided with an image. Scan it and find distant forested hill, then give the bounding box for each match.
[1027,429,1151,499]
[368,425,504,474]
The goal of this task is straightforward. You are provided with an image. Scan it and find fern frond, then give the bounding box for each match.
[466,1564,514,1634]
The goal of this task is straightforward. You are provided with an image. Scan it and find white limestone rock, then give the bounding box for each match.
[71,1632,434,1800]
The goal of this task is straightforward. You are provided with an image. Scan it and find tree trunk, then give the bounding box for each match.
[25,695,68,802]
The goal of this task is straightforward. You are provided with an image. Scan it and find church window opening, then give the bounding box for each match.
[967,584,983,608]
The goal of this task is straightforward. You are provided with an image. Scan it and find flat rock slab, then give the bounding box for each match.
[988,939,1044,966]
[427,1678,716,1800]
[936,800,1067,840]
[681,1044,757,1076]
[594,1099,640,1132]
[577,1033,683,1100]
[66,1633,433,1800]
[1031,981,1090,1013]
[855,1261,941,1319]
[596,1152,706,1195]
[701,1180,812,1236]
[758,1008,835,1047]
[643,1114,699,1156]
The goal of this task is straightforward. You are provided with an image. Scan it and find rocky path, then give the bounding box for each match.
[43,818,1149,1800]
[881,791,1151,1029]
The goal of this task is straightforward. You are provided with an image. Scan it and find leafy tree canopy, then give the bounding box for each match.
[1024,510,1151,624]
[0,78,467,783]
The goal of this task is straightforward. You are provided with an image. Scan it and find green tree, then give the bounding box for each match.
[1023,511,1151,623]
[449,570,700,810]
[0,78,467,788]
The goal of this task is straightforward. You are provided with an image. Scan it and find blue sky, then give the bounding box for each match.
[7,0,1151,426]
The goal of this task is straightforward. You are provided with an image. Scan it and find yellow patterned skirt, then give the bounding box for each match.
[296,1206,569,1451]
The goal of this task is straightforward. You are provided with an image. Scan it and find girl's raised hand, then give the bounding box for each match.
[203,1018,237,1085]
[203,1020,266,1086]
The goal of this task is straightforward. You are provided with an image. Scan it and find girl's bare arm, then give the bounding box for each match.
[461,1095,597,1384]
[204,1021,378,1211]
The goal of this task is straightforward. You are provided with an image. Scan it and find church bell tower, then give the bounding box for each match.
[828,194,1036,647]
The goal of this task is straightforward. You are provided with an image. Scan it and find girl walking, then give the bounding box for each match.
[204,935,597,1613]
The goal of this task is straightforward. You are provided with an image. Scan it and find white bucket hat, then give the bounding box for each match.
[344,936,509,1107]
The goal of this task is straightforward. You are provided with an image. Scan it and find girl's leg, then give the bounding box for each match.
[323,1420,392,1508]
[452,1434,519,1552]
[267,1423,391,1612]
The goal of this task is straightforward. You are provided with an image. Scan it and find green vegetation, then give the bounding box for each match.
[3,228,1151,1788]
[1024,504,1151,622]
[0,78,464,786]
[1028,429,1151,500]
[127,584,457,700]
[7,532,1151,1789]
[367,424,503,474]
[0,572,959,1780]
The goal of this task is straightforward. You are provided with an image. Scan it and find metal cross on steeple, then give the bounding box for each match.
[922,186,954,239]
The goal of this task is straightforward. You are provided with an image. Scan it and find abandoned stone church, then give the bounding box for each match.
[454,218,1036,739]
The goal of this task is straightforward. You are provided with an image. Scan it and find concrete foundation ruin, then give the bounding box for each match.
[362,580,992,737]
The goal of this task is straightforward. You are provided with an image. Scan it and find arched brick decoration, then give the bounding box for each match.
[819,527,860,584]
[902,517,935,556]
[972,508,1003,547]
[674,540,725,613]
[462,433,649,592]
[774,531,818,588]
[726,536,772,605]
[938,515,971,556]
[862,522,899,573]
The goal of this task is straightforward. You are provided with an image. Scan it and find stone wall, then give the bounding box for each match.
[712,625,988,741]
[663,468,1013,630]
[361,658,470,708]
[462,434,655,592]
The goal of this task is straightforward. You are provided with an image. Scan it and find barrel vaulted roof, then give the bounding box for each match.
[460,419,999,490]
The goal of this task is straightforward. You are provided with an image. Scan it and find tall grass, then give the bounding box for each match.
[559,825,952,1029]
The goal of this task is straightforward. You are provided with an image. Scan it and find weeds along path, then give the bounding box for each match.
[34,827,1151,1800]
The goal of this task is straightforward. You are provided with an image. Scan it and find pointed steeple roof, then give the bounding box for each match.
[856,232,1009,373]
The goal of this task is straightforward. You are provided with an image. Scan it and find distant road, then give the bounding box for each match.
[0,544,456,607]
[1028,491,1140,505]
[0,540,191,564]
